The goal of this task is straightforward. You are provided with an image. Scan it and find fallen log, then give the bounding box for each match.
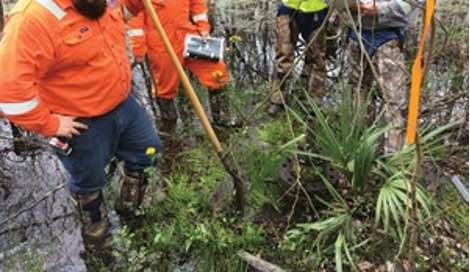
[238,251,286,272]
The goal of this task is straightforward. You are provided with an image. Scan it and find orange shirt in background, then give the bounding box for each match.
[127,12,147,61]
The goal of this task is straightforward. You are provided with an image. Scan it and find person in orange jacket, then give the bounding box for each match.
[127,12,147,63]
[136,0,238,148]
[0,0,162,242]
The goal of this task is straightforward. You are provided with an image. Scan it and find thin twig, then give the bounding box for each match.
[0,183,66,227]
[407,134,422,267]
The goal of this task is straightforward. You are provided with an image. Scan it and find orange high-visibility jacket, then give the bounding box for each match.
[127,12,147,60]
[0,0,139,136]
[127,0,211,54]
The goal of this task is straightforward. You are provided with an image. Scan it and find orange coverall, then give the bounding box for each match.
[127,12,147,61]
[0,0,137,136]
[132,0,229,100]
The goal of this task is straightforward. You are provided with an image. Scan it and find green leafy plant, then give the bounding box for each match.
[375,172,431,236]
[290,90,388,194]
[281,90,454,270]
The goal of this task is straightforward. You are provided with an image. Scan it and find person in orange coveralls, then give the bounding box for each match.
[127,11,147,63]
[0,0,162,242]
[131,0,239,150]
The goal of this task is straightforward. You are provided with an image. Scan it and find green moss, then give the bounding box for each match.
[4,247,46,272]
[257,117,292,145]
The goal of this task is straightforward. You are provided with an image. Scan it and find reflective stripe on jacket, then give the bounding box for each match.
[0,0,132,136]
[127,12,147,59]
[125,0,211,36]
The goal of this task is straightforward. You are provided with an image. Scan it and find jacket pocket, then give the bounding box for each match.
[62,28,102,65]
[64,27,94,45]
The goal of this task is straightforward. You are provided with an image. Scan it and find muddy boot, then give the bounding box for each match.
[157,98,178,140]
[177,92,194,132]
[115,170,149,215]
[157,98,180,174]
[209,88,241,129]
[267,74,288,117]
[70,191,110,243]
[176,94,198,148]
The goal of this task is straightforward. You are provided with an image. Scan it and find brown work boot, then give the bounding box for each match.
[267,75,288,117]
[70,191,110,243]
[157,98,178,139]
[209,88,241,128]
[157,98,180,174]
[115,170,148,216]
[177,92,195,132]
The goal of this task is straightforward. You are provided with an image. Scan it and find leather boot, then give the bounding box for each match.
[157,98,178,139]
[177,93,196,135]
[115,170,148,216]
[268,73,288,116]
[70,191,110,243]
[209,88,241,128]
[156,98,180,174]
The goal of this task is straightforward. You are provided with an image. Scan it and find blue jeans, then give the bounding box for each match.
[348,27,405,56]
[57,95,162,193]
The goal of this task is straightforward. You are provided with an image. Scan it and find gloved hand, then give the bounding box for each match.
[199,30,210,43]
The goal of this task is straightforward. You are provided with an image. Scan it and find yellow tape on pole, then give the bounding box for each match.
[406,0,436,145]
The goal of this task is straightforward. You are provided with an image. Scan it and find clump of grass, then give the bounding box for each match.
[438,180,469,240]
[257,116,293,146]
[237,138,285,211]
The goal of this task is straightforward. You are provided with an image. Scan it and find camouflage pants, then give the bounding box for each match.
[271,14,326,105]
[345,39,408,153]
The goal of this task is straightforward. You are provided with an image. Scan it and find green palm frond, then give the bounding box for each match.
[335,234,345,272]
[375,172,432,234]
[291,90,387,194]
[384,122,459,172]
